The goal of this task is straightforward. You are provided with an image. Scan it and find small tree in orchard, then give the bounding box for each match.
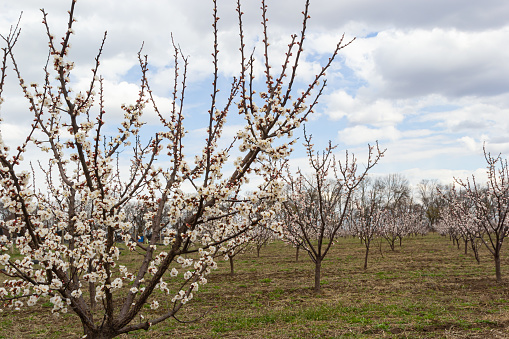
[434,202,463,248]
[282,133,384,292]
[250,223,274,257]
[436,186,483,263]
[378,201,418,251]
[280,191,306,262]
[455,147,509,282]
[0,0,353,337]
[217,226,252,277]
[347,178,385,270]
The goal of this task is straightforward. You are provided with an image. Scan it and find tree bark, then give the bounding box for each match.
[495,253,502,282]
[83,326,117,339]
[314,258,322,293]
[363,246,369,270]
[229,257,235,276]
[295,245,300,262]
[471,239,480,264]
[474,249,480,264]
[88,261,96,311]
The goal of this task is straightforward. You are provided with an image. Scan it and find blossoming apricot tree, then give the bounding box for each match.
[436,185,483,263]
[378,202,420,251]
[0,0,353,337]
[347,181,386,270]
[455,147,509,281]
[282,132,384,292]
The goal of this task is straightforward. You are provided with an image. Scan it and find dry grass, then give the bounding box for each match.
[2,233,509,338]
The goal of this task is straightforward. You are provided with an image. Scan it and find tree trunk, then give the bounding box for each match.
[83,326,117,339]
[314,258,322,293]
[474,248,480,264]
[471,239,480,264]
[464,239,468,255]
[363,245,369,270]
[89,282,96,311]
[256,245,261,258]
[229,257,235,276]
[495,253,502,282]
[295,246,300,262]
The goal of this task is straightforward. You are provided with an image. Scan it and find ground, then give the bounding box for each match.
[1,233,509,338]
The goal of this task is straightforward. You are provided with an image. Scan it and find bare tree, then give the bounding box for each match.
[282,133,384,292]
[0,0,353,337]
[418,179,448,231]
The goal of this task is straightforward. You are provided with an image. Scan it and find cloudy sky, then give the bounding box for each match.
[1,0,508,188]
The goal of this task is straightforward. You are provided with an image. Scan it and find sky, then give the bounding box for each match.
[1,0,509,191]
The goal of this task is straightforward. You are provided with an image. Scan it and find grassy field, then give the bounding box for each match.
[2,233,509,338]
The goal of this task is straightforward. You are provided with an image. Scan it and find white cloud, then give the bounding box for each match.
[458,136,480,153]
[420,100,509,133]
[338,125,401,145]
[309,0,509,32]
[342,26,509,100]
[325,90,405,125]
[0,123,31,146]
